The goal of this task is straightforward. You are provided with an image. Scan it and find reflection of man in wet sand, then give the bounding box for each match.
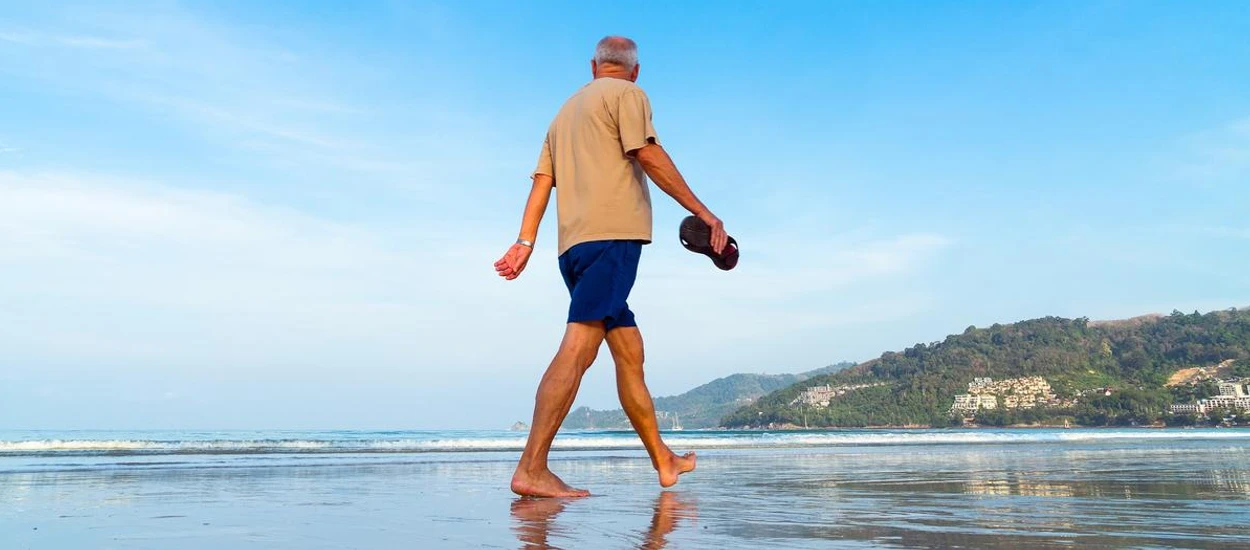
[496,36,724,498]
[510,492,696,549]
[510,498,569,549]
[640,492,698,550]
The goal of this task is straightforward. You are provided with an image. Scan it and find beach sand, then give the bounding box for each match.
[4,440,1250,549]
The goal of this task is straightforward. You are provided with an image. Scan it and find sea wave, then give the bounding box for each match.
[2,429,1248,457]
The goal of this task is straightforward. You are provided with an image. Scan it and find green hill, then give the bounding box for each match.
[561,362,856,430]
[722,308,1250,428]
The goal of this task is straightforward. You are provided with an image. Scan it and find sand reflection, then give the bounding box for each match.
[511,491,697,550]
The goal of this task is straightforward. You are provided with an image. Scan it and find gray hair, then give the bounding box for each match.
[594,36,638,70]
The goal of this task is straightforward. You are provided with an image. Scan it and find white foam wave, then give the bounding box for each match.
[2,429,1247,456]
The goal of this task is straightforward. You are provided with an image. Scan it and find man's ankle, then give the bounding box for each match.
[515,462,547,476]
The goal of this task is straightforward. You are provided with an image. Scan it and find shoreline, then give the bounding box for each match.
[712,423,1244,431]
[6,435,1249,549]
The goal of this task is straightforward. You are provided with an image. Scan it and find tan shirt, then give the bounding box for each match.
[534,77,659,255]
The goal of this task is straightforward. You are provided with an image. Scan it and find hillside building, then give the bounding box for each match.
[950,394,998,414]
[1170,379,1250,414]
[1169,403,1205,415]
[1218,382,1247,398]
[793,385,835,407]
[954,376,1056,411]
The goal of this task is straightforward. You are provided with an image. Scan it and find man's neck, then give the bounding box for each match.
[594,73,631,81]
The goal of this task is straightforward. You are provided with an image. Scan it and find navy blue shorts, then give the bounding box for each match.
[558,240,642,331]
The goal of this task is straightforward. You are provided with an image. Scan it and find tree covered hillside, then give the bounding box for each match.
[563,363,856,430]
[722,309,1250,428]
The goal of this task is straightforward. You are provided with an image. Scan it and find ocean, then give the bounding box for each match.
[4,428,1249,548]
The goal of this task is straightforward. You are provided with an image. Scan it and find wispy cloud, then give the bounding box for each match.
[0,5,956,423]
[0,169,516,367]
[0,146,19,154]
[551,224,957,385]
[272,98,374,115]
[0,12,503,191]
[55,35,146,49]
[1181,225,1250,241]
[0,168,952,378]
[0,31,37,44]
[0,170,428,308]
[0,29,144,49]
[1172,116,1250,183]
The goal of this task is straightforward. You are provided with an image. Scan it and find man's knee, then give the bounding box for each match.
[561,321,606,371]
[574,346,599,371]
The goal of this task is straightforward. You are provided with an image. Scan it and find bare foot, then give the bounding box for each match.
[511,468,591,498]
[657,451,696,488]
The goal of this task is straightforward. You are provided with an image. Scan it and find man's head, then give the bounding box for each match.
[591,36,639,82]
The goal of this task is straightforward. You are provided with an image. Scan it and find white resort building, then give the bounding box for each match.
[791,382,886,409]
[950,376,1056,414]
[950,394,998,414]
[1218,382,1248,398]
[1169,403,1205,415]
[1170,380,1250,415]
[793,385,836,407]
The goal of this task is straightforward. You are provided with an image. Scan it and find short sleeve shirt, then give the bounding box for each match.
[534,78,659,255]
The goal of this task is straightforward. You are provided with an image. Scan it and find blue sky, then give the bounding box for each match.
[1,1,1247,430]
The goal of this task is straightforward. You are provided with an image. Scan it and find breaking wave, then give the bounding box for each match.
[3,429,1249,457]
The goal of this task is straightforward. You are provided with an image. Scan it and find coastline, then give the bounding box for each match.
[5,431,1249,549]
[716,422,1228,430]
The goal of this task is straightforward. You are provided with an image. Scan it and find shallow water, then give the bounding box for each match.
[3,429,1249,548]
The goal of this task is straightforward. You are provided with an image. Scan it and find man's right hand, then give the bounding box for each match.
[698,210,728,254]
[494,243,533,281]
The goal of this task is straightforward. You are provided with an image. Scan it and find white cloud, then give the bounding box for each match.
[55,35,146,49]
[0,171,460,306]
[0,29,144,49]
[1173,116,1250,182]
[272,98,373,115]
[626,230,952,356]
[644,231,950,301]
[0,31,37,44]
[0,6,958,426]
[0,169,951,374]
[1185,226,1250,241]
[0,170,508,363]
[0,13,497,189]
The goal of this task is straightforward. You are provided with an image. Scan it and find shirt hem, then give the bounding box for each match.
[558,233,653,256]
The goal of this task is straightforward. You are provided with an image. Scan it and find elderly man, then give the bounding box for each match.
[494,36,729,498]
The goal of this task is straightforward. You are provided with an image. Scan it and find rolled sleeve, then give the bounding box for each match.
[533,133,554,180]
[617,90,659,155]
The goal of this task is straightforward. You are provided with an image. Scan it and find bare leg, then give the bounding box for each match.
[641,491,698,550]
[606,326,696,488]
[511,321,606,497]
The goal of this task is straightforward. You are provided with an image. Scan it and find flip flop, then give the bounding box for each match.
[679,215,739,271]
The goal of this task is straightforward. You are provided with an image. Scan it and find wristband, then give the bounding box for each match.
[516,238,534,248]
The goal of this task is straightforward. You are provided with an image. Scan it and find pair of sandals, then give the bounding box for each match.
[679,216,739,271]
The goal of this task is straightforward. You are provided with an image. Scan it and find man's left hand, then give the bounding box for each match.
[494,243,533,280]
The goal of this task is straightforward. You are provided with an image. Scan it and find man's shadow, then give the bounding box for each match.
[510,491,697,550]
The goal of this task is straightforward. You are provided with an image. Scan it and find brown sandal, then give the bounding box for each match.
[679,216,739,271]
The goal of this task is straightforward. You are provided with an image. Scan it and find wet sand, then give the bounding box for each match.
[4,439,1250,549]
